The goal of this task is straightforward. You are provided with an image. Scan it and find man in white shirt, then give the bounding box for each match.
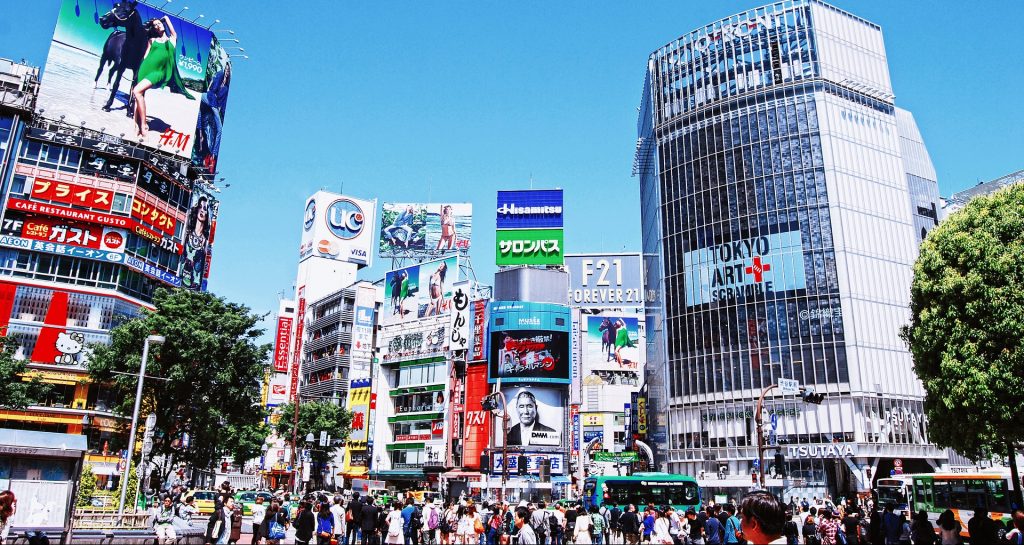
[330,496,346,545]
[250,496,267,545]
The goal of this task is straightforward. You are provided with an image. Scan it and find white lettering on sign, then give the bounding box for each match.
[497,204,563,216]
[499,238,560,256]
[787,444,857,459]
[684,230,806,306]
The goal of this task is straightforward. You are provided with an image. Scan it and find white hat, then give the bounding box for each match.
[518,500,528,508]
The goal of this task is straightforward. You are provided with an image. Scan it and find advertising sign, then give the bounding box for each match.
[0,234,124,264]
[137,165,192,213]
[272,317,293,373]
[267,374,289,405]
[379,202,472,256]
[343,379,372,474]
[378,318,448,363]
[36,0,215,157]
[684,230,806,306]
[192,36,232,174]
[350,284,376,377]
[491,452,566,475]
[447,281,471,352]
[5,212,127,254]
[496,189,563,229]
[566,254,644,308]
[462,363,490,469]
[79,150,137,182]
[8,198,131,229]
[130,198,178,235]
[382,256,458,326]
[299,192,375,267]
[496,387,564,448]
[582,316,642,371]
[30,178,114,211]
[571,405,580,456]
[496,228,564,266]
[637,396,648,437]
[489,330,570,384]
[470,300,487,362]
[177,191,218,291]
[290,288,306,403]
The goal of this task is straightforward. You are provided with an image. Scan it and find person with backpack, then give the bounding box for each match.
[529,502,550,545]
[783,510,799,545]
[262,501,290,545]
[723,504,744,545]
[442,502,459,545]
[609,503,623,544]
[619,504,642,545]
[590,506,606,545]
[402,498,421,545]
[487,504,505,545]
[422,500,441,545]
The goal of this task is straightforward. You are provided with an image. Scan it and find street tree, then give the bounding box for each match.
[0,334,51,409]
[901,184,1024,505]
[273,401,352,490]
[88,288,272,484]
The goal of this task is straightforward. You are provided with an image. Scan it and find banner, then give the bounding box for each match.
[496,189,563,229]
[192,36,233,174]
[177,191,219,291]
[379,202,472,256]
[8,198,131,229]
[448,281,471,352]
[0,234,124,264]
[491,453,566,475]
[565,254,644,308]
[36,0,215,157]
[272,317,292,373]
[495,387,564,448]
[470,300,487,362]
[350,284,376,376]
[496,228,564,266]
[684,230,806,306]
[582,316,642,372]
[267,374,289,405]
[382,256,458,326]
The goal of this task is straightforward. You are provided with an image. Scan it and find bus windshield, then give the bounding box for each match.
[876,484,907,508]
[601,479,700,508]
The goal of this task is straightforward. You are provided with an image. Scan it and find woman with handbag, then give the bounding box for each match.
[386,501,406,545]
[261,502,289,545]
[316,502,335,545]
[573,506,594,544]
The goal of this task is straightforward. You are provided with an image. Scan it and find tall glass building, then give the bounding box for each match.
[635,0,944,497]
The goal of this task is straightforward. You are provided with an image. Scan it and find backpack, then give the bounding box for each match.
[610,507,622,530]
[550,512,560,534]
[427,507,440,530]
[411,508,423,530]
[532,511,549,538]
[490,514,503,533]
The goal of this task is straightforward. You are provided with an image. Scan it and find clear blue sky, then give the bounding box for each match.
[2,0,1022,328]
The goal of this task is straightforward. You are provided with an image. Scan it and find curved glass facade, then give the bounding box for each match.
[637,0,943,496]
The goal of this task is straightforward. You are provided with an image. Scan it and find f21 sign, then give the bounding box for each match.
[565,253,643,308]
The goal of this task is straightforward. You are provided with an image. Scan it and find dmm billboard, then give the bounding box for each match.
[379,202,472,257]
[565,253,643,308]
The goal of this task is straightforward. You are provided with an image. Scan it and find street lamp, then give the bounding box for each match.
[117,334,165,524]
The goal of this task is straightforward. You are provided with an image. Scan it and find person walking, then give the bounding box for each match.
[515,506,537,545]
[801,515,818,545]
[348,493,365,545]
[723,504,742,545]
[442,501,459,545]
[250,496,268,545]
[402,498,422,545]
[619,505,642,545]
[880,505,901,545]
[783,510,799,545]
[817,510,840,545]
[935,510,960,545]
[294,500,317,545]
[317,502,336,545]
[590,506,606,545]
[573,505,594,544]
[385,501,406,545]
[649,507,673,545]
[529,503,550,545]
[608,502,623,544]
[331,496,347,545]
[229,500,244,544]
[261,501,290,545]
[206,495,236,545]
[704,506,723,545]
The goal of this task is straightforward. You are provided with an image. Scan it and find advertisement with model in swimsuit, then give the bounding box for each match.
[379,202,472,257]
[36,0,214,158]
[382,255,459,326]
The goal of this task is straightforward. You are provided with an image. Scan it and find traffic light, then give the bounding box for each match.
[481,394,498,412]
[801,388,826,404]
[517,455,528,476]
[774,452,786,478]
[480,452,490,471]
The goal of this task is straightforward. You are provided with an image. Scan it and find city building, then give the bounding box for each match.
[635,0,943,498]
[941,169,1024,218]
[0,1,236,487]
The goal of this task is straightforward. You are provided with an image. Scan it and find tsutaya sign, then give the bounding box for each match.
[684,230,806,306]
[787,444,858,459]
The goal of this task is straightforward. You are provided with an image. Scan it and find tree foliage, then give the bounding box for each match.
[76,464,97,508]
[0,334,51,409]
[273,401,352,489]
[87,288,272,477]
[901,185,1024,459]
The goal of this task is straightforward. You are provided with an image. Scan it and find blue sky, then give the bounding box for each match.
[2,0,1022,328]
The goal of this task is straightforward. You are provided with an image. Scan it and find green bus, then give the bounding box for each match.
[895,472,1013,539]
[582,473,701,512]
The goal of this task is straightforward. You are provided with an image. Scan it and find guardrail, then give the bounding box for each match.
[71,509,151,529]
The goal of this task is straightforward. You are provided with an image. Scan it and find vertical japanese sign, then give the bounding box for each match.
[350,284,376,378]
[273,316,293,373]
[637,396,648,438]
[570,404,580,456]
[290,287,306,402]
[448,280,471,352]
[470,300,487,361]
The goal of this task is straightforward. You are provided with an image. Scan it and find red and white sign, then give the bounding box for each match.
[290,288,306,402]
[31,178,113,211]
[21,216,126,252]
[131,198,177,235]
[9,198,131,229]
[395,434,432,442]
[431,421,444,435]
[267,374,289,405]
[273,317,293,373]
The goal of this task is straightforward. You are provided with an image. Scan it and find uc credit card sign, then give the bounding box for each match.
[496,189,563,229]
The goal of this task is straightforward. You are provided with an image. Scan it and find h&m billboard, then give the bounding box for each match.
[379,202,472,257]
[565,253,644,308]
[496,189,563,229]
[488,301,570,384]
[36,0,232,160]
[299,191,376,267]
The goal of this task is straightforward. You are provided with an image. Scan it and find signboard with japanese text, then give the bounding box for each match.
[382,256,459,326]
[491,452,566,475]
[299,191,376,267]
[124,254,181,287]
[290,288,306,402]
[489,330,570,384]
[571,405,580,456]
[378,317,448,363]
[272,316,293,373]
[495,228,564,266]
[342,379,372,474]
[379,202,472,257]
[448,280,471,352]
[350,284,377,377]
[79,150,137,182]
[565,254,643,308]
[0,234,124,264]
[30,178,114,211]
[130,198,178,236]
[8,198,131,229]
[470,300,487,362]
[496,189,563,229]
[36,0,216,157]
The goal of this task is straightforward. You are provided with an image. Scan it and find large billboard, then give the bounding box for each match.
[496,190,563,229]
[192,37,232,173]
[37,0,216,157]
[495,228,564,266]
[489,330,570,384]
[177,190,219,291]
[565,254,644,308]
[382,256,458,326]
[582,316,643,371]
[379,203,472,257]
[683,230,806,306]
[496,386,564,448]
[299,192,376,267]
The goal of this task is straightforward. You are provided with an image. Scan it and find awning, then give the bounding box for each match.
[372,470,425,480]
[440,469,483,479]
[552,476,571,484]
[0,428,87,459]
[342,467,369,477]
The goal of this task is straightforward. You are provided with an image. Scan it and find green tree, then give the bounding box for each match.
[901,184,1024,505]
[76,464,97,508]
[0,334,51,409]
[273,401,352,490]
[87,288,272,483]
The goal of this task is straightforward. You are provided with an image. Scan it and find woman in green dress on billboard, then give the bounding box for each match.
[131,15,195,137]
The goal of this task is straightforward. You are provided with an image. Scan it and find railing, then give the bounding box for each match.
[71,509,151,529]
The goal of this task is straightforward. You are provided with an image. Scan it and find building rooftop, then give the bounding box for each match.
[0,58,39,114]
[947,169,1024,205]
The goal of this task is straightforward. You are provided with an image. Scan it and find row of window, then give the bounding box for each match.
[0,249,159,302]
[392,362,447,389]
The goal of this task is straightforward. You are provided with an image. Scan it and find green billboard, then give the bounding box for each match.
[496,228,564,266]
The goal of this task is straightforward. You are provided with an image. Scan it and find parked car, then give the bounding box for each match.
[192,490,219,515]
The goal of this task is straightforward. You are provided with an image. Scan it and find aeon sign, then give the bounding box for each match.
[326,199,365,240]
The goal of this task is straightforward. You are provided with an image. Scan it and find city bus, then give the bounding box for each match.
[892,472,1014,539]
[582,473,701,512]
[875,477,909,512]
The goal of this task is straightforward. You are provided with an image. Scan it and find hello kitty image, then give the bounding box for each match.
[54,331,85,365]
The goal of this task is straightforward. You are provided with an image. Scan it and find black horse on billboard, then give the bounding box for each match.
[95,0,146,115]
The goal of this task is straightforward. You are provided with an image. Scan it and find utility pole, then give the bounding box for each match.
[755,380,823,488]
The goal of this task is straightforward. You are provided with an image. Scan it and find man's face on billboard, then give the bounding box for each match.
[517,394,537,426]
